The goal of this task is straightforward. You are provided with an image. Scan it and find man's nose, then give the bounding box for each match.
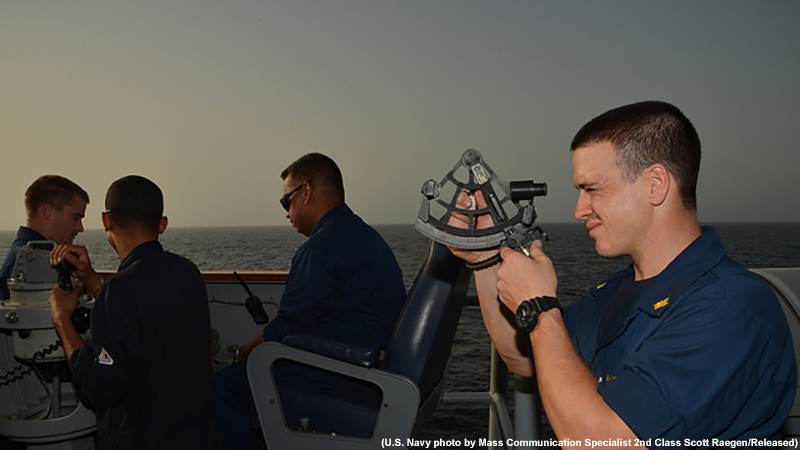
[574,191,590,220]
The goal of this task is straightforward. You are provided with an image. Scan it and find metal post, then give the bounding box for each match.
[489,344,509,449]
[513,374,540,450]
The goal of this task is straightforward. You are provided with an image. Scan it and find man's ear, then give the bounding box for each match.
[101,212,113,232]
[302,181,313,206]
[39,203,53,221]
[158,216,168,235]
[646,163,670,207]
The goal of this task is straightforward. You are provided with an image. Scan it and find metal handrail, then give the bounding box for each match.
[441,344,541,450]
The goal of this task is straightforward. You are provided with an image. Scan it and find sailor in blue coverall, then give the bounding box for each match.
[212,153,406,449]
[1,175,88,300]
[450,101,795,449]
[565,227,794,443]
[49,176,221,450]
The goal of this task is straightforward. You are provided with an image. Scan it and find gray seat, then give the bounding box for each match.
[750,268,800,438]
[247,241,470,449]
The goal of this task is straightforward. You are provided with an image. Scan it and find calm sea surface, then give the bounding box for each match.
[2,222,799,446]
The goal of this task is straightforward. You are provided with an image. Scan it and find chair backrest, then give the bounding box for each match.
[751,268,800,437]
[383,241,470,402]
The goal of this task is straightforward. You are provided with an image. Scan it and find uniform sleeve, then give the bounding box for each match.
[597,279,790,442]
[262,245,337,342]
[0,256,13,300]
[69,277,145,407]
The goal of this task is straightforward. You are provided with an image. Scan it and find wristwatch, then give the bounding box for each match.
[515,296,560,333]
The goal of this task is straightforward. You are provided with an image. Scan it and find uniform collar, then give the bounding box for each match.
[590,227,726,318]
[309,203,351,238]
[118,240,164,271]
[635,226,725,317]
[16,226,48,242]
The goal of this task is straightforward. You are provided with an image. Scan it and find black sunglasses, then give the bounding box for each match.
[280,179,312,212]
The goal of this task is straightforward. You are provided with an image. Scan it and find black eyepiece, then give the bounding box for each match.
[510,181,548,202]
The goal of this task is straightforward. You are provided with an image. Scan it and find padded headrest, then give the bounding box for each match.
[383,242,469,401]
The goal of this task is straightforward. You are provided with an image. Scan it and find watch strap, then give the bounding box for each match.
[515,296,560,333]
[532,296,560,313]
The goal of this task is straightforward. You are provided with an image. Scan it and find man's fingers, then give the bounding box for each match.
[456,191,472,209]
[455,190,490,210]
[64,252,80,265]
[526,240,548,258]
[448,210,470,229]
[50,245,77,264]
[472,190,488,209]
[498,240,548,263]
[50,247,65,265]
[499,246,515,259]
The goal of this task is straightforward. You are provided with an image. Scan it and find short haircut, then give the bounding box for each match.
[280,153,345,202]
[570,100,701,210]
[25,175,89,217]
[105,175,163,232]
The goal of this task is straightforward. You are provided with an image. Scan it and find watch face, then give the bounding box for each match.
[515,301,535,332]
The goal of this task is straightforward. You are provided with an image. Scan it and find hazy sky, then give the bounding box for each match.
[2,1,798,231]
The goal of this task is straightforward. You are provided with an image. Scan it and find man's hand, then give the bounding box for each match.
[237,334,266,362]
[446,190,501,263]
[447,190,544,377]
[49,283,86,360]
[50,245,96,281]
[51,244,103,297]
[496,241,558,312]
[49,282,83,328]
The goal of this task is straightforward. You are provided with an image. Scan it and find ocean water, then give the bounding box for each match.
[2,222,799,446]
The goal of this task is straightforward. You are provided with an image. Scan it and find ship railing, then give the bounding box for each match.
[144,268,800,448]
[5,267,798,449]
[443,294,541,450]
